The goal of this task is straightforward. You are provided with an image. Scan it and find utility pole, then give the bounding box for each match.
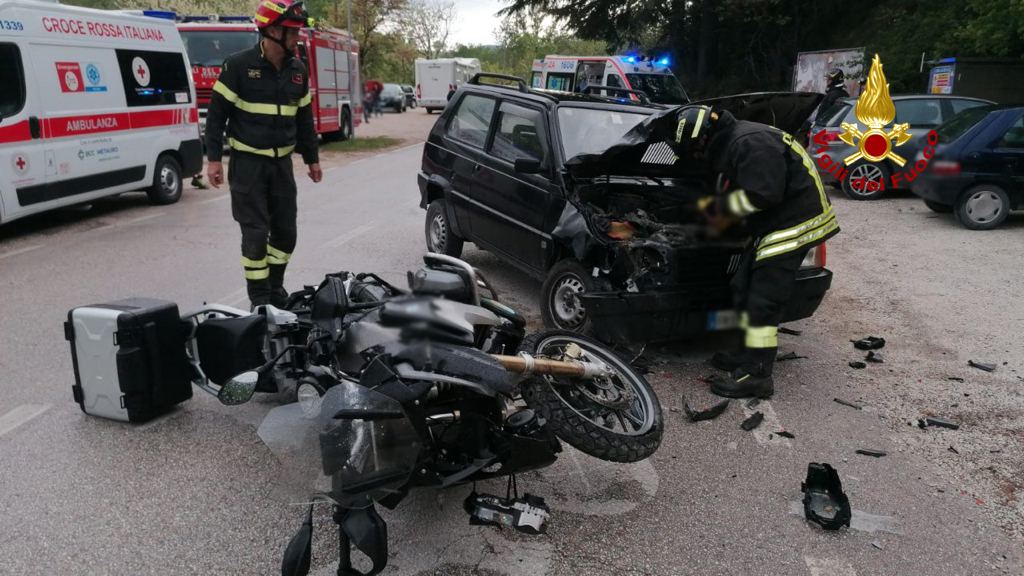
[347,0,352,31]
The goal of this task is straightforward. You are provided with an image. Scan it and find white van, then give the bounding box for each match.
[0,0,201,226]
[414,58,481,113]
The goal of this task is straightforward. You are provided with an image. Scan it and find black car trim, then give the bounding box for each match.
[449,189,552,240]
[428,140,552,194]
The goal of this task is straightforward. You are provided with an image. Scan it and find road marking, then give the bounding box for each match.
[0,244,44,261]
[805,556,858,576]
[742,400,791,447]
[0,404,51,438]
[197,193,231,205]
[120,211,164,226]
[322,223,375,249]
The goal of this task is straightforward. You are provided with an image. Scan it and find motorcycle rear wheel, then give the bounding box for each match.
[518,330,663,463]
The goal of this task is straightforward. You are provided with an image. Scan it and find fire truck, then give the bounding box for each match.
[176,16,361,141]
[530,55,689,105]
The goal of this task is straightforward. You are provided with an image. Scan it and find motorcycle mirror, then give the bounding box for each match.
[217,371,260,405]
[281,506,313,576]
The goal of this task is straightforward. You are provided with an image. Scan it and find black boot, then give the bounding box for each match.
[710,347,776,399]
[705,330,745,372]
[247,278,272,311]
[268,263,288,309]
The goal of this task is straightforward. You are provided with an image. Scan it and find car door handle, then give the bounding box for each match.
[29,116,41,139]
[472,164,482,173]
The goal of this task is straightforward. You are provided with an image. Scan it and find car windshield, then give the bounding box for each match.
[625,74,688,104]
[936,106,994,143]
[382,84,402,96]
[181,30,259,67]
[558,106,650,160]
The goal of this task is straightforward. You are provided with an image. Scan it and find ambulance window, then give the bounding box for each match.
[115,49,192,107]
[607,74,623,88]
[0,44,25,120]
[546,73,573,92]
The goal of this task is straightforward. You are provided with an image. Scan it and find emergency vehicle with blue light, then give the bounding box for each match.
[530,54,690,105]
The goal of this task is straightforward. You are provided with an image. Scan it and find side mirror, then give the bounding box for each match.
[217,371,260,405]
[281,505,313,576]
[514,158,544,174]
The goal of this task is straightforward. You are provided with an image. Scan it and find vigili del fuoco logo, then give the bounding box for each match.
[813,54,938,193]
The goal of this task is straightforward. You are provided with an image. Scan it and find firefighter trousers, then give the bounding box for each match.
[228,151,298,307]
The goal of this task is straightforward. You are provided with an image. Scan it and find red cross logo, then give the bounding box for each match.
[15,156,26,170]
[137,65,146,79]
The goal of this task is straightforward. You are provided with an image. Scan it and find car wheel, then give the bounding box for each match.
[841,161,889,200]
[955,184,1010,230]
[147,154,182,205]
[425,108,434,114]
[425,200,464,257]
[541,259,595,333]
[924,199,953,213]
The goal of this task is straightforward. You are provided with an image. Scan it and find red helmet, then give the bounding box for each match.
[255,0,312,29]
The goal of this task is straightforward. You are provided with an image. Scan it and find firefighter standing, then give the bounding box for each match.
[816,68,849,122]
[206,0,322,309]
[670,106,840,398]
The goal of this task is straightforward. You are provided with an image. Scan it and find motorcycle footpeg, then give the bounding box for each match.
[463,491,550,535]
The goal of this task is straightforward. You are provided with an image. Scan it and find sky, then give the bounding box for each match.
[450,0,505,46]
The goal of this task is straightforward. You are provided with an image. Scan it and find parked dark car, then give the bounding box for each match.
[417,74,833,344]
[911,105,1024,230]
[401,84,418,109]
[380,83,407,112]
[809,94,992,200]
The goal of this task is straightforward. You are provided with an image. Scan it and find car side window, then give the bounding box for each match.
[894,99,942,127]
[996,116,1024,149]
[606,74,623,88]
[445,94,496,149]
[116,49,191,107]
[950,99,987,115]
[0,43,25,119]
[489,102,547,164]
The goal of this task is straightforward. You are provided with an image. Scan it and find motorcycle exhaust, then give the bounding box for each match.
[492,353,613,379]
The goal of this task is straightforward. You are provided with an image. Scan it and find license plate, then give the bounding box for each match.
[707,310,740,331]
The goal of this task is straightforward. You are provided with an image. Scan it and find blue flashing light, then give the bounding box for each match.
[625,56,636,63]
[142,10,177,20]
[658,57,670,66]
[939,57,956,63]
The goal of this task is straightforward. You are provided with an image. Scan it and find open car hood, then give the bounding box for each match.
[565,91,823,178]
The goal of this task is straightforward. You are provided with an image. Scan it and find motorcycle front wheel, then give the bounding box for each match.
[518,330,663,463]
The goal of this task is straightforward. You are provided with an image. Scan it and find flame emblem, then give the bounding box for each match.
[839,54,911,166]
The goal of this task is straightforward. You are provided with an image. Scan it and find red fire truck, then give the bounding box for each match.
[176,16,362,141]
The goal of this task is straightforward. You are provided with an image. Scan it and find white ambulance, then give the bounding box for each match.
[0,0,201,226]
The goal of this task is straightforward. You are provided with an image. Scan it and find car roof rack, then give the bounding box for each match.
[584,85,652,105]
[468,73,529,93]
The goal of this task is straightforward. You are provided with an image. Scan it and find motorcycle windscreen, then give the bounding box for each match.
[317,381,420,505]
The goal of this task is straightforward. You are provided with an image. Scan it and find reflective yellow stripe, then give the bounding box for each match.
[692,107,707,138]
[756,215,839,261]
[675,118,687,143]
[241,256,267,268]
[245,268,270,280]
[746,326,778,349]
[727,189,759,216]
[212,81,239,104]
[228,138,295,158]
[298,92,311,107]
[266,244,291,264]
[759,206,835,247]
[255,13,270,24]
[261,0,285,14]
[739,312,749,330]
[782,132,829,212]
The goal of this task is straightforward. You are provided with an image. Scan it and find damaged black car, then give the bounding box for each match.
[418,74,833,344]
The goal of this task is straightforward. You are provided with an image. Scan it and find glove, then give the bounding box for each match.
[696,195,736,232]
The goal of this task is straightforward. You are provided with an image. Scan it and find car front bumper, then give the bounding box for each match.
[580,267,833,344]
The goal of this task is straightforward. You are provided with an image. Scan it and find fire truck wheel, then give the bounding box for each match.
[147,154,183,205]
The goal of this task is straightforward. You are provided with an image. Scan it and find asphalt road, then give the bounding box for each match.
[1,111,1022,575]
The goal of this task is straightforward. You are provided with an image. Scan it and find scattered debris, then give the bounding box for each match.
[925,417,960,430]
[948,446,960,455]
[682,397,730,422]
[856,449,887,458]
[779,327,802,336]
[669,407,680,413]
[777,351,807,362]
[745,398,761,409]
[871,541,883,550]
[849,361,867,369]
[917,419,927,429]
[833,397,863,410]
[990,449,1003,454]
[776,430,795,439]
[968,360,996,372]
[801,463,852,531]
[865,350,884,363]
[852,336,886,351]
[948,376,965,383]
[741,412,764,431]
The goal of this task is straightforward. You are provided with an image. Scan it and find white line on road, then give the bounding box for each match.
[0,404,51,438]
[0,244,44,261]
[322,223,376,249]
[805,556,858,576]
[197,193,231,205]
[120,211,165,226]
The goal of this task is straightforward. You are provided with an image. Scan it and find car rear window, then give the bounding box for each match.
[996,116,1024,149]
[950,99,989,115]
[936,106,992,143]
[894,99,943,127]
[446,94,496,149]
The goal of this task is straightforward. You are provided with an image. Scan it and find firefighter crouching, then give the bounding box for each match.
[205,0,323,309]
[670,105,840,399]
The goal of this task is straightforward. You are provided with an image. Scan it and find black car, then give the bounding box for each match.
[912,105,1024,230]
[379,83,407,112]
[417,74,833,344]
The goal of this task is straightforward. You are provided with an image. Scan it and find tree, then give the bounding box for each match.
[303,0,407,76]
[397,0,457,59]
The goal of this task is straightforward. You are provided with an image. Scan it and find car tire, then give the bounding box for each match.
[924,199,953,213]
[425,200,464,257]
[841,161,890,200]
[147,154,183,205]
[955,184,1010,230]
[541,259,596,334]
[425,108,434,114]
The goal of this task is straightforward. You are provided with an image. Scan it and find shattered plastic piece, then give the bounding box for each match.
[849,361,867,369]
[852,337,886,351]
[948,446,960,455]
[968,360,996,372]
[865,351,884,363]
[855,449,886,458]
[871,541,883,550]
[777,430,795,439]
[833,398,863,410]
[741,412,764,431]
[801,463,852,531]
[746,398,761,409]
[777,351,807,362]
[948,377,965,383]
[925,417,960,430]
[778,326,802,336]
[683,397,730,422]
[917,419,927,429]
